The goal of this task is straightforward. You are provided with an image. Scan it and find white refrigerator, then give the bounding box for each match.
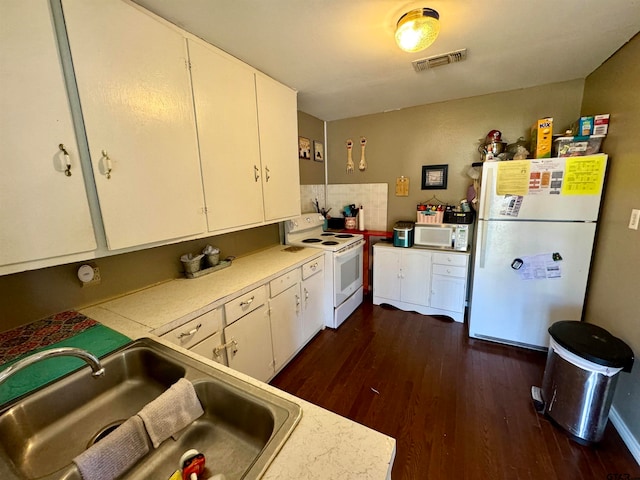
[468,154,608,350]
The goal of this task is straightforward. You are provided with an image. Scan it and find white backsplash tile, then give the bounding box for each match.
[299,185,326,214]
[326,183,388,231]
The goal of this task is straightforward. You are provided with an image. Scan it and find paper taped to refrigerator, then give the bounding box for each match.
[496,161,530,195]
[518,253,562,280]
[561,155,606,195]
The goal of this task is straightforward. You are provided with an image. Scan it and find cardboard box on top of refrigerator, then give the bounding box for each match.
[530,117,553,158]
[593,114,610,135]
[570,116,594,136]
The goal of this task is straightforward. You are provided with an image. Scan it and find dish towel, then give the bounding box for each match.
[73,414,149,480]
[138,378,204,448]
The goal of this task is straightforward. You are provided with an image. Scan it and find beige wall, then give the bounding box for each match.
[326,80,585,229]
[0,224,279,331]
[298,111,325,185]
[581,34,640,443]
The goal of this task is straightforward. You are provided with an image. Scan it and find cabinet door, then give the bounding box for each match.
[0,0,96,266]
[224,305,274,382]
[62,0,206,250]
[190,332,227,366]
[430,275,466,313]
[373,246,401,300]
[270,284,302,372]
[255,75,301,221]
[302,270,325,342]
[188,40,264,231]
[401,249,431,306]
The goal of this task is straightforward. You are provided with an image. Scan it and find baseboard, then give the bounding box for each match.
[610,406,640,466]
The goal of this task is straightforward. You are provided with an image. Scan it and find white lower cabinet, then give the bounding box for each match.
[270,283,302,372]
[301,257,325,342]
[373,245,431,307]
[160,255,325,383]
[224,304,274,383]
[430,253,469,316]
[161,307,226,364]
[373,244,469,322]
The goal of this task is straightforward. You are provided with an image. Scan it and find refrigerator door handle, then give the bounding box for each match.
[479,165,493,220]
[479,220,488,269]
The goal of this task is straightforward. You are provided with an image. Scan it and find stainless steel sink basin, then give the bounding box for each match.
[0,338,301,479]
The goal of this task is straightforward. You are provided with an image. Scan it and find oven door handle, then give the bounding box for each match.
[334,239,364,258]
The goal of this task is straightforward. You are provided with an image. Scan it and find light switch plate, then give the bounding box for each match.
[629,209,639,230]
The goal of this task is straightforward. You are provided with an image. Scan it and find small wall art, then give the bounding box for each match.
[421,164,448,190]
[313,140,324,162]
[299,137,311,160]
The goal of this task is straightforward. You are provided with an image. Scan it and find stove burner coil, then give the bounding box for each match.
[302,238,322,243]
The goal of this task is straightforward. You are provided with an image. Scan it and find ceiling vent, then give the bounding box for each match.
[412,48,467,72]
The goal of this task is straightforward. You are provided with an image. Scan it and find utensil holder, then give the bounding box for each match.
[345,217,357,229]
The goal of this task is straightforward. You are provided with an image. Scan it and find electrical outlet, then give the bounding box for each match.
[629,209,640,230]
[78,263,101,287]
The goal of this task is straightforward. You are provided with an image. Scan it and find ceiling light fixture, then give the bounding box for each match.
[395,8,440,53]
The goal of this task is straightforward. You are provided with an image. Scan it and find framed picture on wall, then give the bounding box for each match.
[313,141,324,162]
[421,164,448,190]
[299,137,311,160]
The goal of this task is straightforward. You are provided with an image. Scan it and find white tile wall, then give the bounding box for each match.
[300,183,389,231]
[299,184,326,213]
[326,183,388,231]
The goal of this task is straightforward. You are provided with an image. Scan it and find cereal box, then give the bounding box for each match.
[531,117,553,158]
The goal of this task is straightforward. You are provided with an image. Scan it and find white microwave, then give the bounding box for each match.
[414,224,470,251]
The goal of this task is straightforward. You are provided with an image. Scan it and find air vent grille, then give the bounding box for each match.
[412,48,468,72]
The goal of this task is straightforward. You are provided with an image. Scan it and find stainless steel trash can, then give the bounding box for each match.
[541,321,634,444]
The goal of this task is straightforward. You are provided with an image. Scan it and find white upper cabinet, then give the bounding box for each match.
[187,40,264,231]
[189,40,301,231]
[0,0,96,267]
[255,74,301,222]
[61,0,206,250]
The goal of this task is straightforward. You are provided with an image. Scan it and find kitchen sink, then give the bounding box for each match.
[0,338,301,479]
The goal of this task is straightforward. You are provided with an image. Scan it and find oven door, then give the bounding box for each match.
[334,241,364,306]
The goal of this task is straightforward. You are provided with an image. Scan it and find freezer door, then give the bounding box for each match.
[469,220,596,349]
[479,155,607,222]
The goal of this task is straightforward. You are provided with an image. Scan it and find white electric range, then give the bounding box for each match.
[285,214,364,328]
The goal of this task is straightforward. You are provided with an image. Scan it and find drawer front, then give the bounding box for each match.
[432,264,467,278]
[302,256,324,280]
[432,252,468,267]
[225,285,268,324]
[162,307,223,349]
[270,268,300,297]
[190,332,226,365]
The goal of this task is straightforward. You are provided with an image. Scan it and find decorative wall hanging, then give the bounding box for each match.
[359,136,367,171]
[298,137,311,160]
[421,164,448,189]
[346,139,354,173]
[313,140,324,162]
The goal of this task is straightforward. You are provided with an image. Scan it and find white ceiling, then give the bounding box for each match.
[132,0,640,121]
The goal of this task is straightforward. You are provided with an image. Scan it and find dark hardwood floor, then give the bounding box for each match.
[270,300,640,479]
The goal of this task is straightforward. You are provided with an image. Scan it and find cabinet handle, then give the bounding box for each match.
[239,296,255,307]
[253,165,260,182]
[310,262,318,271]
[59,144,72,177]
[265,165,270,182]
[304,288,309,301]
[101,150,112,179]
[215,338,238,357]
[177,323,202,339]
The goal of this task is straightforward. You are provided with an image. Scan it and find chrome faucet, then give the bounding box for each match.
[0,347,105,385]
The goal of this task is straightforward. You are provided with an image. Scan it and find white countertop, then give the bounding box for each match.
[81,244,396,480]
